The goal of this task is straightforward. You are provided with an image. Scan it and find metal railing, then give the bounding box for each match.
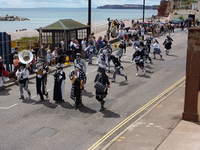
[12,24,109,49]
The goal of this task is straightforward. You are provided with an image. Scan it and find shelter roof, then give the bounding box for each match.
[39,19,89,30]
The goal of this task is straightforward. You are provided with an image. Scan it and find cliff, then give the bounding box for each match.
[97,4,158,9]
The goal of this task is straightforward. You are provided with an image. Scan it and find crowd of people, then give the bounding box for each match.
[0,18,175,111]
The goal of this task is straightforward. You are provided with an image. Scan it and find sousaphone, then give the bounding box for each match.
[18,50,33,64]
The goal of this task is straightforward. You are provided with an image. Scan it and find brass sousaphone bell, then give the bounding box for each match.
[18,50,33,64]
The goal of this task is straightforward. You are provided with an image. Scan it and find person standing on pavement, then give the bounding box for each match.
[69,64,86,109]
[94,67,110,111]
[110,55,127,82]
[53,64,66,103]
[13,54,20,83]
[35,58,49,101]
[0,56,8,90]
[15,62,31,99]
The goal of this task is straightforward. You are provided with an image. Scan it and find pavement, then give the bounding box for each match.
[2,25,200,150]
[103,79,200,150]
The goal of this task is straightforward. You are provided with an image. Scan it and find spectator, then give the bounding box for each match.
[13,54,20,82]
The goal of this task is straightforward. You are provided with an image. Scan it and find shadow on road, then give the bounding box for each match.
[101,109,120,118]
[0,88,12,96]
[78,104,97,114]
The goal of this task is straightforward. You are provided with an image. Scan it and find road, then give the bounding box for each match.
[0,29,187,150]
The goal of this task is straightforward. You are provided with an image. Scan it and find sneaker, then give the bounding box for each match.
[111,80,115,82]
[136,73,139,76]
[130,61,133,63]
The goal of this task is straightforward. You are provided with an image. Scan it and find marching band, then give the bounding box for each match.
[6,32,173,111]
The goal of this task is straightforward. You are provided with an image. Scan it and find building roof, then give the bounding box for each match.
[41,19,90,31]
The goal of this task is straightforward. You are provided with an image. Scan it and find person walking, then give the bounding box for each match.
[15,62,31,99]
[84,42,94,65]
[94,67,110,111]
[73,53,87,74]
[131,42,146,76]
[152,39,162,59]
[116,40,126,62]
[69,64,86,109]
[53,64,66,103]
[110,55,127,82]
[35,58,49,101]
[163,36,173,55]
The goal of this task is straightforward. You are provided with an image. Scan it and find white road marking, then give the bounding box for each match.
[0,103,18,110]
[0,89,52,110]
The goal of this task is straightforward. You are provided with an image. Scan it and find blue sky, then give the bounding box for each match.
[0,0,160,8]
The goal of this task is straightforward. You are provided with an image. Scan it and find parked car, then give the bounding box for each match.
[171,19,183,24]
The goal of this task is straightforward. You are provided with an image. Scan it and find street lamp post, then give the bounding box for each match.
[143,0,145,23]
[88,0,91,35]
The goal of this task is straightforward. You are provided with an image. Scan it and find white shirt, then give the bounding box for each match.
[153,42,160,49]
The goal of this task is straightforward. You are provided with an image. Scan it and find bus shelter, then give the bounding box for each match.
[36,19,90,51]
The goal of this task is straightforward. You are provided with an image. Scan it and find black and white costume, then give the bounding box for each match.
[116,41,126,62]
[131,45,146,76]
[15,63,31,99]
[69,64,87,109]
[73,53,87,74]
[35,58,48,101]
[53,64,66,102]
[163,36,173,55]
[94,67,110,111]
[110,55,127,82]
[97,50,108,70]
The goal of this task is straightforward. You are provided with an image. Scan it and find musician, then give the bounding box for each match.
[69,64,86,109]
[35,58,49,101]
[53,64,66,102]
[15,62,31,99]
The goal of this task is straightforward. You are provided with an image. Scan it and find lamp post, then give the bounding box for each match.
[39,27,43,58]
[88,0,91,35]
[143,0,145,23]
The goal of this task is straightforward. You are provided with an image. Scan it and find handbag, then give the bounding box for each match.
[94,76,106,92]
[2,70,9,77]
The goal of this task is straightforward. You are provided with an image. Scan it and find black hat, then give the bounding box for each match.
[56,63,63,69]
[140,41,145,46]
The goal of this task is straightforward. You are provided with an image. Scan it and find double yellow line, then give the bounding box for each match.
[88,76,185,150]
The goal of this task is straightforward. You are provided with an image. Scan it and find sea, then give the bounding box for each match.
[0,8,158,32]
